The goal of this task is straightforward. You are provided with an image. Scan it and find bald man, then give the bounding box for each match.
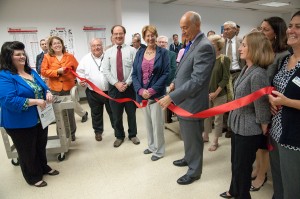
[158,11,215,185]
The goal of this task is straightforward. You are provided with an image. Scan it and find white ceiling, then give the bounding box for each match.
[150,0,300,14]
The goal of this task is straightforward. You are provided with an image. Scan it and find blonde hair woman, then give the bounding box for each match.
[220,32,274,199]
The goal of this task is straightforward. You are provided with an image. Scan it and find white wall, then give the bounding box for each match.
[0,0,289,62]
[0,0,116,61]
[117,0,150,43]
[150,3,282,43]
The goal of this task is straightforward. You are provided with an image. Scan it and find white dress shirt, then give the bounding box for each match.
[226,36,240,70]
[76,52,109,91]
[102,44,136,86]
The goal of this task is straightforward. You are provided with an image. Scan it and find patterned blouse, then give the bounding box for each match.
[22,74,44,111]
[270,56,300,151]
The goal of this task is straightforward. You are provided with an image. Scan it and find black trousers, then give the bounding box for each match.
[85,88,114,133]
[166,109,173,122]
[229,133,262,199]
[5,123,51,185]
[108,85,137,140]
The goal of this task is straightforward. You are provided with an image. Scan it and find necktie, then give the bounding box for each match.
[117,45,124,82]
[227,39,232,61]
[183,41,192,56]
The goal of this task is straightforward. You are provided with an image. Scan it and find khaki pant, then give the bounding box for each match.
[204,95,227,137]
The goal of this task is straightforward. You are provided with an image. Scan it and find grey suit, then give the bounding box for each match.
[227,65,271,198]
[170,32,215,177]
[228,65,271,136]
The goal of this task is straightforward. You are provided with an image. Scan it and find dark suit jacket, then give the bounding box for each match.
[166,50,176,86]
[132,46,169,103]
[169,43,183,54]
[170,32,215,120]
[36,52,44,74]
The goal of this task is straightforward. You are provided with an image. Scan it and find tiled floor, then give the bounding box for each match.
[0,102,273,199]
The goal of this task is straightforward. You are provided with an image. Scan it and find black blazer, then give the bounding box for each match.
[35,52,44,74]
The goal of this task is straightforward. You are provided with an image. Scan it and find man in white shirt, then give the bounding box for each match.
[76,38,114,142]
[223,21,244,82]
[102,25,140,147]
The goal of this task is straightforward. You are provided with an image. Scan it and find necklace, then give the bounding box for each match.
[145,51,155,55]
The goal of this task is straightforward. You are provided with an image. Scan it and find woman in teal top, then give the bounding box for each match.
[0,41,59,187]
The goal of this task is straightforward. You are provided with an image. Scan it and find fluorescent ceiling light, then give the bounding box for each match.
[221,0,239,2]
[259,2,289,7]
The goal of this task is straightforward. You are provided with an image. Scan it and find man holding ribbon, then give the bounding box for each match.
[76,38,114,142]
[102,25,140,148]
[158,11,215,185]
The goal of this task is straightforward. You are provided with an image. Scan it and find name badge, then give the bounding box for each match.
[292,76,300,88]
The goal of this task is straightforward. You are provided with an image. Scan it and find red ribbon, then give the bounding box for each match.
[70,69,147,108]
[165,86,274,118]
[70,69,274,119]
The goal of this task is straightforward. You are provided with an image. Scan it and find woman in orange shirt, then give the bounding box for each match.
[41,36,78,141]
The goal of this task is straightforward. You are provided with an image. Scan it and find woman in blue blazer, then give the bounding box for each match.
[132,25,169,161]
[0,41,59,187]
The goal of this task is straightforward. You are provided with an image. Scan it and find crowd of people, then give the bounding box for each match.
[0,9,299,199]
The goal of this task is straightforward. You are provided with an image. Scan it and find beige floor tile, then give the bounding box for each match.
[0,101,273,199]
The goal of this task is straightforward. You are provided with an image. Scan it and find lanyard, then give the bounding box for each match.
[91,54,103,71]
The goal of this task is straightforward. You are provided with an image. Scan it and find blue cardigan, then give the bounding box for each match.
[0,69,49,129]
[132,46,169,103]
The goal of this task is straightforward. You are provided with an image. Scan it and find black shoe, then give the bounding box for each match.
[47,169,59,176]
[95,133,102,141]
[151,155,161,161]
[34,180,47,187]
[250,176,268,191]
[219,192,233,198]
[81,112,88,123]
[173,159,188,167]
[71,134,76,141]
[177,174,200,185]
[144,149,152,154]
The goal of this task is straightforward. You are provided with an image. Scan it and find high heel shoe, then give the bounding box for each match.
[250,176,267,191]
[220,191,233,198]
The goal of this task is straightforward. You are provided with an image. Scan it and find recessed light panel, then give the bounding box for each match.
[259,2,289,7]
